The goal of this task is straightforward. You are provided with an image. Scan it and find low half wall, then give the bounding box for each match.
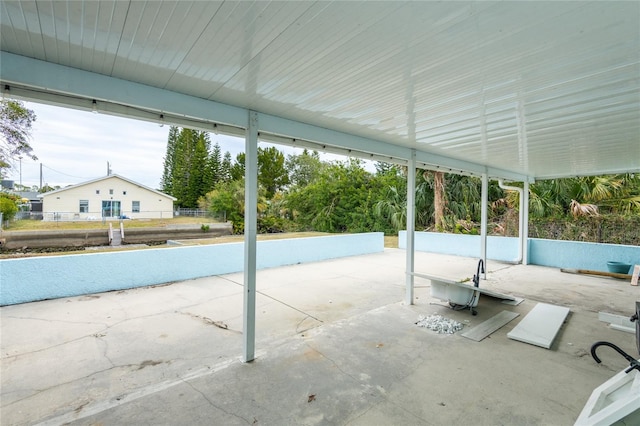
[398,231,520,262]
[1,232,384,305]
[528,238,640,271]
[398,231,640,271]
[0,223,232,249]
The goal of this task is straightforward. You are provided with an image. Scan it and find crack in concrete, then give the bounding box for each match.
[3,300,236,361]
[31,357,240,426]
[3,355,169,411]
[178,311,242,334]
[302,343,359,383]
[4,365,115,408]
[295,315,323,334]
[93,333,115,367]
[183,380,254,425]
[3,315,109,327]
[219,275,325,324]
[2,333,104,362]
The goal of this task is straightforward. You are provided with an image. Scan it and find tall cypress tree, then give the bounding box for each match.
[171,128,192,207]
[160,126,180,194]
[208,142,222,187]
[161,127,218,208]
[221,151,232,182]
[184,131,210,207]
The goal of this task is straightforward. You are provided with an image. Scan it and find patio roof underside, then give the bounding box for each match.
[1,1,639,182]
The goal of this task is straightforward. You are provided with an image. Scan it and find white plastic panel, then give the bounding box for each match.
[508,303,570,349]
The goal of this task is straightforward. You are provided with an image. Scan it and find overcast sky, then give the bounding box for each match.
[5,102,249,189]
[6,101,370,191]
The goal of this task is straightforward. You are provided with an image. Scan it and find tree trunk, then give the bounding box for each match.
[433,171,446,229]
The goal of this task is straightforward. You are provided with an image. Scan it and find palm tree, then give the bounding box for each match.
[528,174,640,218]
[373,186,406,231]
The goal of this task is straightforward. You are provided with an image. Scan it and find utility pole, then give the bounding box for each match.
[39,163,43,190]
[19,156,22,187]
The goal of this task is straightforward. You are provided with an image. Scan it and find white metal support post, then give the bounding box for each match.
[522,181,530,265]
[405,150,416,305]
[480,173,488,279]
[243,111,258,363]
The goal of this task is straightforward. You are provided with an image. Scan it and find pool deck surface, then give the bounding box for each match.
[2,249,639,425]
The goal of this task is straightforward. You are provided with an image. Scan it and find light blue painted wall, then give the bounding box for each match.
[528,239,640,272]
[398,231,520,262]
[398,231,640,271]
[0,233,383,306]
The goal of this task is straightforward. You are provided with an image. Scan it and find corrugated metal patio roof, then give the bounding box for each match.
[1,1,639,181]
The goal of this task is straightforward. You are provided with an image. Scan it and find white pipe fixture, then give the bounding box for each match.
[480,173,488,279]
[523,181,530,265]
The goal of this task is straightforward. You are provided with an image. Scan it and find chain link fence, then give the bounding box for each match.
[11,209,228,223]
[174,209,226,221]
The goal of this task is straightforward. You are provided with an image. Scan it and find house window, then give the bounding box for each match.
[96,190,100,195]
[132,201,140,213]
[79,200,89,213]
[109,189,114,195]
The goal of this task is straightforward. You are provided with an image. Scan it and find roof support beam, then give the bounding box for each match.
[257,113,531,182]
[257,112,411,163]
[0,52,248,129]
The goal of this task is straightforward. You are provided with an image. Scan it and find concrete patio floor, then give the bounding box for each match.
[2,249,639,425]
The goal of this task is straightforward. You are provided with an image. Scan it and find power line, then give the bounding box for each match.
[40,164,97,180]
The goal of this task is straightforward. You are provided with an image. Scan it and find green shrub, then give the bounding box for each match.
[258,216,294,233]
[0,194,19,223]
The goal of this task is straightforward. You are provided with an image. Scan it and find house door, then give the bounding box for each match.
[102,200,121,218]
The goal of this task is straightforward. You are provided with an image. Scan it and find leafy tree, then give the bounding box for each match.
[287,159,383,233]
[200,178,268,234]
[228,147,290,199]
[0,193,19,222]
[39,184,60,193]
[200,179,246,233]
[0,100,37,177]
[258,146,289,198]
[230,152,245,182]
[287,149,325,188]
[374,161,397,175]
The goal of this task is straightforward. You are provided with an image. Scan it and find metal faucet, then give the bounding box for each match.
[473,259,485,288]
[591,341,640,374]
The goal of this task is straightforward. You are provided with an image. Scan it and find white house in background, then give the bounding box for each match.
[38,174,176,221]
